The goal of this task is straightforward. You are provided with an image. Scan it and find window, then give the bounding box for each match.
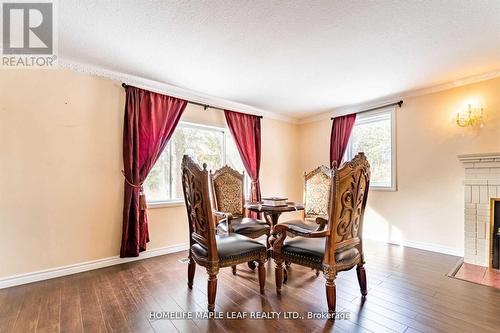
[345,107,396,190]
[144,122,247,204]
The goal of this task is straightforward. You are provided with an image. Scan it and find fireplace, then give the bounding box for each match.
[458,153,500,267]
[492,199,500,269]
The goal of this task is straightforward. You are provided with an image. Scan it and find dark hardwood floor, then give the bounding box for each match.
[1,240,499,333]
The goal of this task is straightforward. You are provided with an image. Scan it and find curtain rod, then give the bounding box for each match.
[330,100,403,120]
[122,83,263,119]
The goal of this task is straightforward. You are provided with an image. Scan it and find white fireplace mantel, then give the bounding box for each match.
[458,152,500,161]
[458,152,500,267]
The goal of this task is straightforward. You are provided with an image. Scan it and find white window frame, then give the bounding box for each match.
[147,121,249,208]
[345,106,397,191]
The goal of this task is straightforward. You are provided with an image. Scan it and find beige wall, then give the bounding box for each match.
[0,70,301,278]
[299,77,500,253]
[2,68,499,279]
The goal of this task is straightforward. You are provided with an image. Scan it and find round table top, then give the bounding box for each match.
[245,202,304,213]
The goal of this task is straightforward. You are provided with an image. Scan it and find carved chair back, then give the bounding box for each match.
[210,165,245,217]
[181,155,218,262]
[303,165,332,219]
[324,153,370,265]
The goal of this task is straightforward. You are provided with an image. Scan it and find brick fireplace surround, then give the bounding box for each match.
[458,152,500,267]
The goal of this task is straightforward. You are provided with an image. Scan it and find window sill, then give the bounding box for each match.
[369,186,397,192]
[147,200,185,209]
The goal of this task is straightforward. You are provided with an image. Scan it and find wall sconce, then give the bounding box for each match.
[456,104,484,128]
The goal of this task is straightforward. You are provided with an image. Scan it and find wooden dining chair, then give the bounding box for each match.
[271,153,370,316]
[181,155,267,311]
[210,165,270,273]
[284,165,332,232]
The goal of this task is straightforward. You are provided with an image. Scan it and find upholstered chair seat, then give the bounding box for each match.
[217,217,270,236]
[283,237,360,268]
[191,234,267,266]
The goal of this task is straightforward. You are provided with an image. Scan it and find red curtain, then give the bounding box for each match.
[330,113,357,167]
[121,86,187,257]
[224,110,262,218]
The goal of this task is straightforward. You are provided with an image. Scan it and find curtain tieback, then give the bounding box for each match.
[121,170,148,211]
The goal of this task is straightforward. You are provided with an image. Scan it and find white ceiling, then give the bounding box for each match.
[60,0,500,119]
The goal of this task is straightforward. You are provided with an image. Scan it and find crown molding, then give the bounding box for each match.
[298,68,500,124]
[58,58,298,124]
[58,58,500,126]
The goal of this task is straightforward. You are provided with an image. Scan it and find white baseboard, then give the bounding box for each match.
[0,243,189,289]
[401,240,463,257]
[365,235,463,257]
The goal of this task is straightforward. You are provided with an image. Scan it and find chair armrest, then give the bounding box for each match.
[277,223,329,238]
[315,217,328,231]
[212,210,233,232]
[213,210,232,221]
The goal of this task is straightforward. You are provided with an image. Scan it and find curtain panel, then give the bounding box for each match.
[330,113,357,167]
[224,110,262,219]
[121,86,187,257]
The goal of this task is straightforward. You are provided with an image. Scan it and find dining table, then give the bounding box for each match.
[245,201,305,229]
[245,201,304,258]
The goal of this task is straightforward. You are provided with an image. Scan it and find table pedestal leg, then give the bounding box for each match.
[264,212,281,258]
